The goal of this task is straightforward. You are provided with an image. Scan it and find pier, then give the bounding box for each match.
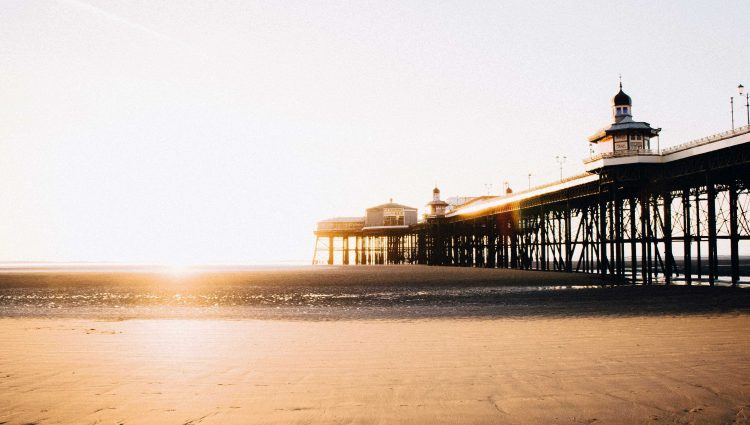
[314,87,750,285]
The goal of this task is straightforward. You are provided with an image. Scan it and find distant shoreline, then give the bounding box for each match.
[2,257,749,278]
[0,262,311,273]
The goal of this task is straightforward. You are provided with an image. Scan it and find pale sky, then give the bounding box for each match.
[1,0,749,264]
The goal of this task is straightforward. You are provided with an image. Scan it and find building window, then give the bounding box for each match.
[384,216,404,226]
[383,207,405,226]
[623,107,629,114]
[616,107,622,114]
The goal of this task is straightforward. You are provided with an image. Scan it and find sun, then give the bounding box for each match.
[163,264,195,278]
[157,256,202,278]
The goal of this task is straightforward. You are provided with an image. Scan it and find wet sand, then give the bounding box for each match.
[0,264,603,288]
[2,265,749,320]
[1,266,750,424]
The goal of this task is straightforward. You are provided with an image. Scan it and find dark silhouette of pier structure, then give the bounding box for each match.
[313,87,750,285]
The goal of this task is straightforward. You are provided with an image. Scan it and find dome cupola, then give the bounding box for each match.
[613,87,632,106]
[588,78,661,161]
[612,80,632,122]
[426,186,448,217]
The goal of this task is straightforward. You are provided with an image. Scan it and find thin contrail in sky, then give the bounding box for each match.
[57,0,217,62]
[58,0,175,43]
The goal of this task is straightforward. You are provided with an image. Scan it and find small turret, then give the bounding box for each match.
[588,79,660,157]
[612,81,632,123]
[426,186,449,217]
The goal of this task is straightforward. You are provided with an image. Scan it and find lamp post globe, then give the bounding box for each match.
[555,155,567,181]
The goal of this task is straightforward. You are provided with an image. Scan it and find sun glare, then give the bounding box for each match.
[161,262,197,279]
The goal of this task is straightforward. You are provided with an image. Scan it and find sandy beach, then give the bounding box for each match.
[2,316,750,424]
[1,266,749,424]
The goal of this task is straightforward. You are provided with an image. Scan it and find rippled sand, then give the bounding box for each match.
[1,265,749,424]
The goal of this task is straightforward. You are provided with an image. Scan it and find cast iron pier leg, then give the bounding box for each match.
[565,204,572,273]
[328,236,334,265]
[641,193,649,284]
[730,181,740,285]
[707,181,717,286]
[663,190,673,284]
[630,197,637,284]
[683,189,692,285]
[600,192,608,277]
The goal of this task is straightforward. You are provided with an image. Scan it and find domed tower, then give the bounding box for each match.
[588,80,660,157]
[612,81,632,123]
[426,187,449,217]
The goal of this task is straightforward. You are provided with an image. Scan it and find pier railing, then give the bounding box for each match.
[584,149,660,163]
[661,125,750,155]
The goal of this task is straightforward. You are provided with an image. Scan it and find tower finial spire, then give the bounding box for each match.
[619,74,622,90]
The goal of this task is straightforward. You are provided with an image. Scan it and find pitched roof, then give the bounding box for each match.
[366,202,418,211]
[588,117,661,142]
[318,217,365,223]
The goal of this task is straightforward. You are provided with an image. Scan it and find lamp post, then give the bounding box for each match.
[527,173,531,190]
[739,84,749,126]
[555,155,566,181]
[484,183,493,196]
[731,96,735,130]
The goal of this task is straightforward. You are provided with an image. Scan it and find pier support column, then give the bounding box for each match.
[487,217,497,268]
[707,181,717,286]
[365,236,369,264]
[614,192,623,277]
[640,193,649,284]
[647,195,654,283]
[683,189,692,285]
[630,197,637,284]
[354,236,360,265]
[610,190,617,277]
[328,236,334,265]
[599,191,608,277]
[452,226,459,266]
[663,190,673,284]
[564,204,572,273]
[695,191,703,281]
[730,181,740,286]
[419,228,427,265]
[510,216,518,269]
[540,206,547,271]
[343,236,349,265]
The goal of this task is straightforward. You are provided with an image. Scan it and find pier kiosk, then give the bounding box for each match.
[313,200,418,265]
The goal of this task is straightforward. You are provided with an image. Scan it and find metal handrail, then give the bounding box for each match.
[661,125,750,154]
[584,149,660,163]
